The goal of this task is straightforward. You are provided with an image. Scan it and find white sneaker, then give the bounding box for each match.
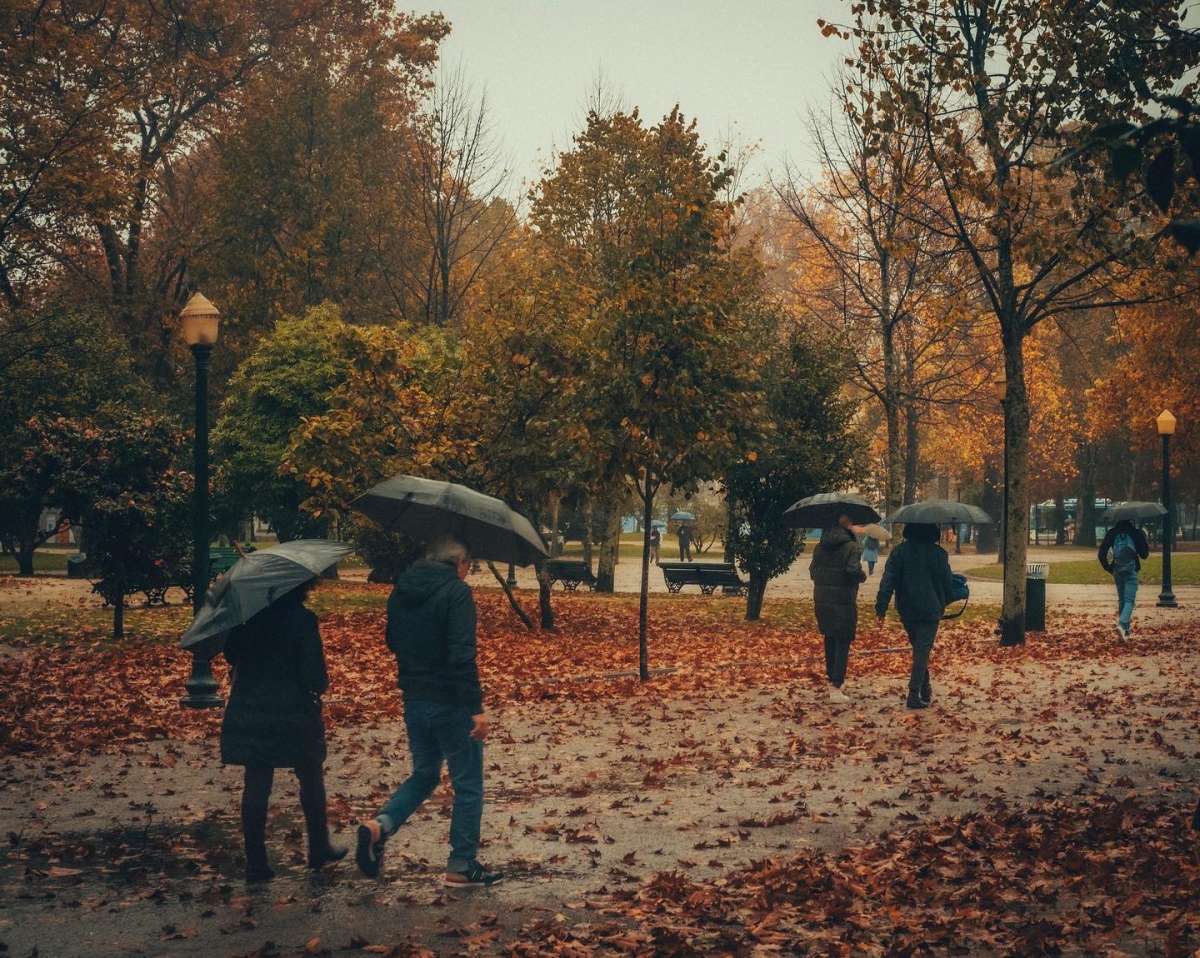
[829,687,850,704]
[1115,624,1128,641]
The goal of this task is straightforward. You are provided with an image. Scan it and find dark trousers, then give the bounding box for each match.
[377,700,483,872]
[241,762,328,870]
[823,636,851,687]
[905,620,939,695]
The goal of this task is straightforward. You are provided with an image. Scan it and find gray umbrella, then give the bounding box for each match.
[179,539,352,649]
[1101,501,1166,523]
[885,499,993,526]
[784,492,881,528]
[352,475,547,566]
[671,511,695,521]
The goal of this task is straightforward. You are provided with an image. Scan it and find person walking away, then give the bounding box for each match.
[810,515,867,704]
[649,526,661,564]
[874,523,956,709]
[1098,518,1150,640]
[677,523,692,562]
[355,535,501,888]
[220,579,346,882]
[862,535,881,576]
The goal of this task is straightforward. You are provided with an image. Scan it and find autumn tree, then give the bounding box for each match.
[531,106,767,679]
[844,0,1198,645]
[778,71,982,514]
[726,323,858,620]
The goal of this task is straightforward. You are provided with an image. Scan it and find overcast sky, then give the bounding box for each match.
[415,0,848,197]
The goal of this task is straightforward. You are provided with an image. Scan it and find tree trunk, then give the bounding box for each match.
[882,355,904,516]
[112,573,125,639]
[903,400,920,503]
[16,541,35,576]
[595,491,622,593]
[1076,449,1098,547]
[724,500,737,564]
[745,572,767,621]
[548,492,562,557]
[1053,494,1066,546]
[535,562,555,630]
[637,480,654,681]
[999,334,1031,647]
[582,497,594,568]
[977,459,1002,553]
[487,561,533,630]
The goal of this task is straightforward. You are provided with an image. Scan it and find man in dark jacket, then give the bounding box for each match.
[1097,519,1150,640]
[874,523,955,709]
[809,516,866,704]
[355,535,502,888]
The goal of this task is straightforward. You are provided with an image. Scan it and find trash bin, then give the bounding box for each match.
[66,553,93,579]
[1025,562,1048,632]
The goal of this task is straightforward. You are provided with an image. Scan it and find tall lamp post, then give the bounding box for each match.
[180,293,224,708]
[1157,409,1178,609]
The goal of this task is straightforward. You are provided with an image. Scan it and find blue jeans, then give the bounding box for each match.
[376,699,483,872]
[1115,571,1138,632]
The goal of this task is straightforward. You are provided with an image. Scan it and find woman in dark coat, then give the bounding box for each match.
[221,579,346,881]
[809,515,867,704]
[874,522,955,709]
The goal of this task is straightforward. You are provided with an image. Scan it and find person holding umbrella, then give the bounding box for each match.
[348,477,547,889]
[860,526,886,576]
[874,521,957,709]
[1097,505,1154,640]
[181,540,354,883]
[809,513,867,703]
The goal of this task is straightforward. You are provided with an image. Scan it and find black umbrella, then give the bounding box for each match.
[885,499,992,526]
[180,539,352,650]
[352,475,547,566]
[1101,501,1166,523]
[783,492,881,528]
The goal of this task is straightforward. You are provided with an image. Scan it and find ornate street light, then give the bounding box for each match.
[1157,409,1178,609]
[180,292,224,708]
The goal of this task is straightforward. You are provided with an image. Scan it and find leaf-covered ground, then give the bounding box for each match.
[1,584,1198,956]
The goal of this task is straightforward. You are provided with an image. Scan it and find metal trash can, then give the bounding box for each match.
[66,553,93,579]
[1025,562,1048,632]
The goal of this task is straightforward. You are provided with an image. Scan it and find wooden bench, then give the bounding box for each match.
[660,561,748,596]
[545,557,597,591]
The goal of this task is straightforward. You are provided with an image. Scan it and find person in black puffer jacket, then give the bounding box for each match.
[809,516,867,704]
[874,522,956,709]
[220,580,346,882]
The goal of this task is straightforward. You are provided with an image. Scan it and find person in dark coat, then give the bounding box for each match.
[355,535,502,888]
[677,523,693,561]
[809,516,867,704]
[874,522,956,709]
[220,579,346,882]
[1097,519,1150,640]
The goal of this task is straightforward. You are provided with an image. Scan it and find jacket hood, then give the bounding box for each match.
[392,559,460,605]
[820,525,855,547]
[902,522,940,544]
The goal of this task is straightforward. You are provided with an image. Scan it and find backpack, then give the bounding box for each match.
[1112,531,1138,575]
[942,573,970,620]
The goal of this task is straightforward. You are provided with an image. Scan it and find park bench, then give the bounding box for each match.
[545,557,597,591]
[660,561,748,596]
[177,545,248,604]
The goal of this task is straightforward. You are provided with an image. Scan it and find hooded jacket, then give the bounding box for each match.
[809,525,866,642]
[874,523,955,625]
[386,559,483,714]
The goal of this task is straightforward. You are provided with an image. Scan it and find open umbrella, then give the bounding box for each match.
[180,539,352,649]
[1101,501,1166,523]
[858,522,892,541]
[671,510,695,522]
[352,475,546,566]
[784,492,880,528]
[885,499,992,526]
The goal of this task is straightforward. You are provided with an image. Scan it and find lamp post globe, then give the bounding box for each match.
[1156,410,1178,609]
[181,292,224,708]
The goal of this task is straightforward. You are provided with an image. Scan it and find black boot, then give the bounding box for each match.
[304,806,347,870]
[244,834,274,883]
[920,670,932,706]
[905,689,928,709]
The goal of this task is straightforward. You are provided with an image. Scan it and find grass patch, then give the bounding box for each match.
[0,550,73,574]
[967,553,1200,585]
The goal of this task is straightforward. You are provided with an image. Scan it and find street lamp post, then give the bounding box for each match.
[1157,409,1178,609]
[180,293,224,709]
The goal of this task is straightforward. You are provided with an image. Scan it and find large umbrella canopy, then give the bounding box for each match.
[352,475,547,566]
[1101,501,1166,523]
[784,492,880,528]
[886,499,992,526]
[671,510,696,522]
[180,539,352,649]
